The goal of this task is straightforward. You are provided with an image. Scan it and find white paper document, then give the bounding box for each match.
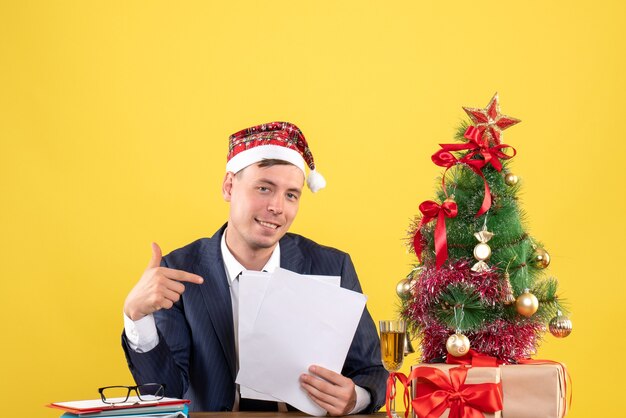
[237,270,278,402]
[237,271,342,403]
[236,268,366,416]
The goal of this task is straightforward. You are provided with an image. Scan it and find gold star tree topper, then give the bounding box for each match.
[463,93,521,145]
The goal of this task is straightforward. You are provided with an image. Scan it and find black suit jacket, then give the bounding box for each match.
[122,224,387,413]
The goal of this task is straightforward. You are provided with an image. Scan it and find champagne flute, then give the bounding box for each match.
[379,319,406,418]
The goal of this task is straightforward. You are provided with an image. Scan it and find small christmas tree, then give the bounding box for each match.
[399,94,572,363]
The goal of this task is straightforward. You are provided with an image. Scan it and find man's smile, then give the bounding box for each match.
[256,219,281,230]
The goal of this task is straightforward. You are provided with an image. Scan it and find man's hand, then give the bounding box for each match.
[300,365,357,416]
[124,243,204,321]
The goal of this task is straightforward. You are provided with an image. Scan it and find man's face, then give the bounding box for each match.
[223,162,304,254]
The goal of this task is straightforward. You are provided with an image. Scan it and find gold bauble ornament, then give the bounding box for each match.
[549,312,573,338]
[504,172,519,186]
[516,289,539,317]
[396,278,413,299]
[446,333,471,357]
[531,248,551,269]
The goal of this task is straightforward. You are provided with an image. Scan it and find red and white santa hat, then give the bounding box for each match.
[226,121,326,192]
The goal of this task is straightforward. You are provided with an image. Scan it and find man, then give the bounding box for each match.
[122,122,387,415]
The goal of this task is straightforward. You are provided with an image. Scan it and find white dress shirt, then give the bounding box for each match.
[124,233,369,413]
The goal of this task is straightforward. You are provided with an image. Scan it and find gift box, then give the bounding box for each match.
[500,363,568,418]
[409,362,568,418]
[410,364,503,418]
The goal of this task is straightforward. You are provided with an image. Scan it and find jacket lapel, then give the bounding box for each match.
[195,225,237,381]
[279,233,307,274]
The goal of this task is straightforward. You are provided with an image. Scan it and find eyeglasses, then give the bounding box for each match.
[98,383,165,405]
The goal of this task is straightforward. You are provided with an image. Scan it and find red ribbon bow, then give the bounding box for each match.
[386,366,503,418]
[458,126,516,172]
[438,126,516,172]
[431,126,517,217]
[413,199,458,269]
[412,366,503,418]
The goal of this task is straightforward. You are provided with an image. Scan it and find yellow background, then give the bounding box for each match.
[1,1,624,417]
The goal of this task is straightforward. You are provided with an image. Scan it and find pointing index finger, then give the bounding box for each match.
[161,267,204,284]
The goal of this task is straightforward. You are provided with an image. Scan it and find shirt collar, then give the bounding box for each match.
[220,230,281,285]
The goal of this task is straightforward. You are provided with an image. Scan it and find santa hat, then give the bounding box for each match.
[226,121,326,192]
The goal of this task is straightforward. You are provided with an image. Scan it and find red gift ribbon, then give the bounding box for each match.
[386,372,412,418]
[413,366,503,418]
[413,199,458,269]
[445,349,505,367]
[386,366,503,418]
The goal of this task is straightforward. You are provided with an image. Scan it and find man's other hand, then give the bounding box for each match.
[124,243,204,321]
[300,365,357,416]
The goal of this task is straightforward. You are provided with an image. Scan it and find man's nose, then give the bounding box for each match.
[267,195,284,214]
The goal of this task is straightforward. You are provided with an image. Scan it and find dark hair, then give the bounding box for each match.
[235,159,296,178]
[256,158,295,168]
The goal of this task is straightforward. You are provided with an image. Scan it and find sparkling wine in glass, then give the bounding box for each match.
[380,319,406,418]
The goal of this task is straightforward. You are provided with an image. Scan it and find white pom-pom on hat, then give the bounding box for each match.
[306,169,326,193]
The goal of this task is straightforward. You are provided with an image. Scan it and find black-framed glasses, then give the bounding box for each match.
[98,383,165,404]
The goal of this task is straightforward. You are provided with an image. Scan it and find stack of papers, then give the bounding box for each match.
[236,268,367,416]
[47,397,189,418]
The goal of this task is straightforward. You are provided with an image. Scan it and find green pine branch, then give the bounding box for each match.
[434,283,500,331]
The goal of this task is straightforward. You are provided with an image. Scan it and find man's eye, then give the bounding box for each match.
[258,186,270,192]
[287,193,299,201]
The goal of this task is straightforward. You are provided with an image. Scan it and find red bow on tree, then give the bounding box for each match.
[431,126,516,217]
[413,199,458,269]
[457,125,517,172]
